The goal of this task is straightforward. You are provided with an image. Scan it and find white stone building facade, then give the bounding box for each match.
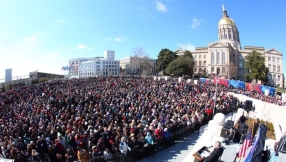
[80,50,120,78]
[177,6,283,87]
[119,55,156,75]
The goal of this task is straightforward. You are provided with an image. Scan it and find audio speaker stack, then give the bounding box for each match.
[238,123,248,134]
[224,120,234,129]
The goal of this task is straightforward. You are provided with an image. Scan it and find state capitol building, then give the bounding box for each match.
[177,6,283,88]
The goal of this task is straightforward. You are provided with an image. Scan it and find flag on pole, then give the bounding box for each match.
[237,128,252,158]
[244,124,267,162]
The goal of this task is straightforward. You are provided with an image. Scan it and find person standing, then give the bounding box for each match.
[201,141,224,162]
[252,119,259,139]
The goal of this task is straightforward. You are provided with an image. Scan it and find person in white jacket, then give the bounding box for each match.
[119,137,131,157]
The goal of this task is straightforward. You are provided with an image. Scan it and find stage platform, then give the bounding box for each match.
[138,112,286,162]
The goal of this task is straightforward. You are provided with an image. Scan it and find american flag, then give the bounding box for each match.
[237,128,252,158]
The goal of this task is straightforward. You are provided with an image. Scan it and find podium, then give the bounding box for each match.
[193,146,210,162]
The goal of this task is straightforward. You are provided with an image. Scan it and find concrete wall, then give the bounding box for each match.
[228,92,286,140]
[0,78,34,91]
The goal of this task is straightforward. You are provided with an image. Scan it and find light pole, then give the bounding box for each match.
[213,74,218,118]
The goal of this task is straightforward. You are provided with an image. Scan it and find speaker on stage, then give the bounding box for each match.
[220,128,229,138]
[245,100,253,112]
[238,123,248,134]
[224,120,234,129]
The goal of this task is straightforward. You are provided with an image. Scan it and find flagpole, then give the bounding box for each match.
[233,153,238,162]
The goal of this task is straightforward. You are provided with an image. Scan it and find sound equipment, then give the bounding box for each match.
[233,131,247,143]
[245,100,253,112]
[220,128,229,138]
[238,123,248,134]
[224,120,234,129]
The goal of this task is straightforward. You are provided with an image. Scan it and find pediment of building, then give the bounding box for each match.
[208,42,229,48]
[265,49,282,55]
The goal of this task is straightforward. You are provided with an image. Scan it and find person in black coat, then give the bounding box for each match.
[36,136,48,160]
[202,141,224,162]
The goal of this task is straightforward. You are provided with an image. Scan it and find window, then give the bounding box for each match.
[278,75,281,81]
[211,52,215,65]
[268,64,271,71]
[211,67,214,72]
[273,65,276,72]
[199,55,201,59]
[239,56,242,59]
[268,57,271,62]
[273,74,276,80]
[239,62,242,68]
[222,67,226,73]
[277,58,280,63]
[222,52,226,64]
[204,55,206,59]
[199,61,202,66]
[216,52,220,64]
[194,68,197,72]
[273,57,276,62]
[278,66,280,72]
[194,55,197,59]
[204,61,206,66]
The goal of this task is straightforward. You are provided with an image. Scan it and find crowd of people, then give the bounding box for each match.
[0,77,282,162]
[235,89,284,106]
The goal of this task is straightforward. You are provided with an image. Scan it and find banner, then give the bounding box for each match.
[244,124,267,162]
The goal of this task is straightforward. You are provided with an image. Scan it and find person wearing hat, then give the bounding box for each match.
[119,137,131,158]
[91,145,102,161]
[57,132,67,150]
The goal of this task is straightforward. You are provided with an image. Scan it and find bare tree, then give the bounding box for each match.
[227,62,238,79]
[131,47,149,57]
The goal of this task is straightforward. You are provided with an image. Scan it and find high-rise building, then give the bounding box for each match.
[5,69,12,82]
[176,6,283,87]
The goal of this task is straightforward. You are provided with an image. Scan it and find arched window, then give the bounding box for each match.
[211,52,214,65]
[222,52,226,64]
[216,52,220,64]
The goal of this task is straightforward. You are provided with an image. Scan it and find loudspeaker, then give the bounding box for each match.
[238,123,248,134]
[245,100,253,111]
[233,131,247,143]
[220,128,229,138]
[224,120,234,129]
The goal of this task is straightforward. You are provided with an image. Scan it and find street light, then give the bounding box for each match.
[213,74,218,118]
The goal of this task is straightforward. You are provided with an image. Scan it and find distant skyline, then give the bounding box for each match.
[0,0,285,79]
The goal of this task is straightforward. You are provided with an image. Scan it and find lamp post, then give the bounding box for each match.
[213,74,218,118]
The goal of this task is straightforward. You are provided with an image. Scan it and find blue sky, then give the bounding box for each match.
[0,0,286,79]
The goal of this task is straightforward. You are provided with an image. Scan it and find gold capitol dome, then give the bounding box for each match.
[218,4,236,26]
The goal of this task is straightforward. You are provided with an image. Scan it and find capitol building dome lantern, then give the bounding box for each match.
[218,5,241,50]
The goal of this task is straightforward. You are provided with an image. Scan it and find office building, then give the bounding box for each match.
[80,50,120,78]
[5,69,12,82]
